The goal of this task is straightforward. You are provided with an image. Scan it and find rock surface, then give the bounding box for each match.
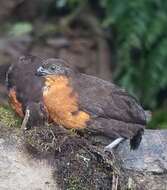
[0,123,57,190]
[117,130,167,172]
[116,129,167,190]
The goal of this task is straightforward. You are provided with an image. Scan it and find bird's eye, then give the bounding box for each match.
[50,65,56,70]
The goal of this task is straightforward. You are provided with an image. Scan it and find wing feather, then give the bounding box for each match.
[71,73,146,146]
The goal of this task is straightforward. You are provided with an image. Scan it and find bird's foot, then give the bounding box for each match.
[21,109,30,131]
[104,137,125,152]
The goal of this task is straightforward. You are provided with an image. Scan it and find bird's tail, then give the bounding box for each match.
[130,128,144,150]
[129,110,151,150]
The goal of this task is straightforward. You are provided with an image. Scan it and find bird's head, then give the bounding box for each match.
[36,58,71,76]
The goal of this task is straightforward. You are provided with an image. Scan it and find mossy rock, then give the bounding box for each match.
[0,105,21,128]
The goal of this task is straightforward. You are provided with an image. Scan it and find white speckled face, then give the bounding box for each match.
[36,58,71,76]
[36,65,67,76]
[48,64,66,74]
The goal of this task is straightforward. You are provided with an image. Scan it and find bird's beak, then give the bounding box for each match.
[36,66,49,76]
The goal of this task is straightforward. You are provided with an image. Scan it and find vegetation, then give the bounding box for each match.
[148,108,167,129]
[102,0,167,109]
[67,177,87,190]
[0,106,21,127]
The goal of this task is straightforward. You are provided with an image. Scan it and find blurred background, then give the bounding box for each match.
[0,0,166,129]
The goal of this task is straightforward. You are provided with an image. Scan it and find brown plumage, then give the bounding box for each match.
[43,75,90,129]
[6,55,146,149]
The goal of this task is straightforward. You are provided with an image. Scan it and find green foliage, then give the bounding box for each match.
[148,108,167,129]
[102,0,167,108]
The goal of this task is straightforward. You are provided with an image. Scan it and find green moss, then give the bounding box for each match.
[0,106,21,128]
[67,177,87,190]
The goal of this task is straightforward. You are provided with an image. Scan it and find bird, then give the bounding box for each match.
[6,55,146,150]
[6,55,47,128]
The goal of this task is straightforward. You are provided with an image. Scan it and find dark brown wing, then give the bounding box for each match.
[6,55,47,129]
[6,55,44,110]
[71,73,146,148]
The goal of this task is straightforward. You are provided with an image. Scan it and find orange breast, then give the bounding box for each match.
[43,75,90,129]
[8,89,24,117]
